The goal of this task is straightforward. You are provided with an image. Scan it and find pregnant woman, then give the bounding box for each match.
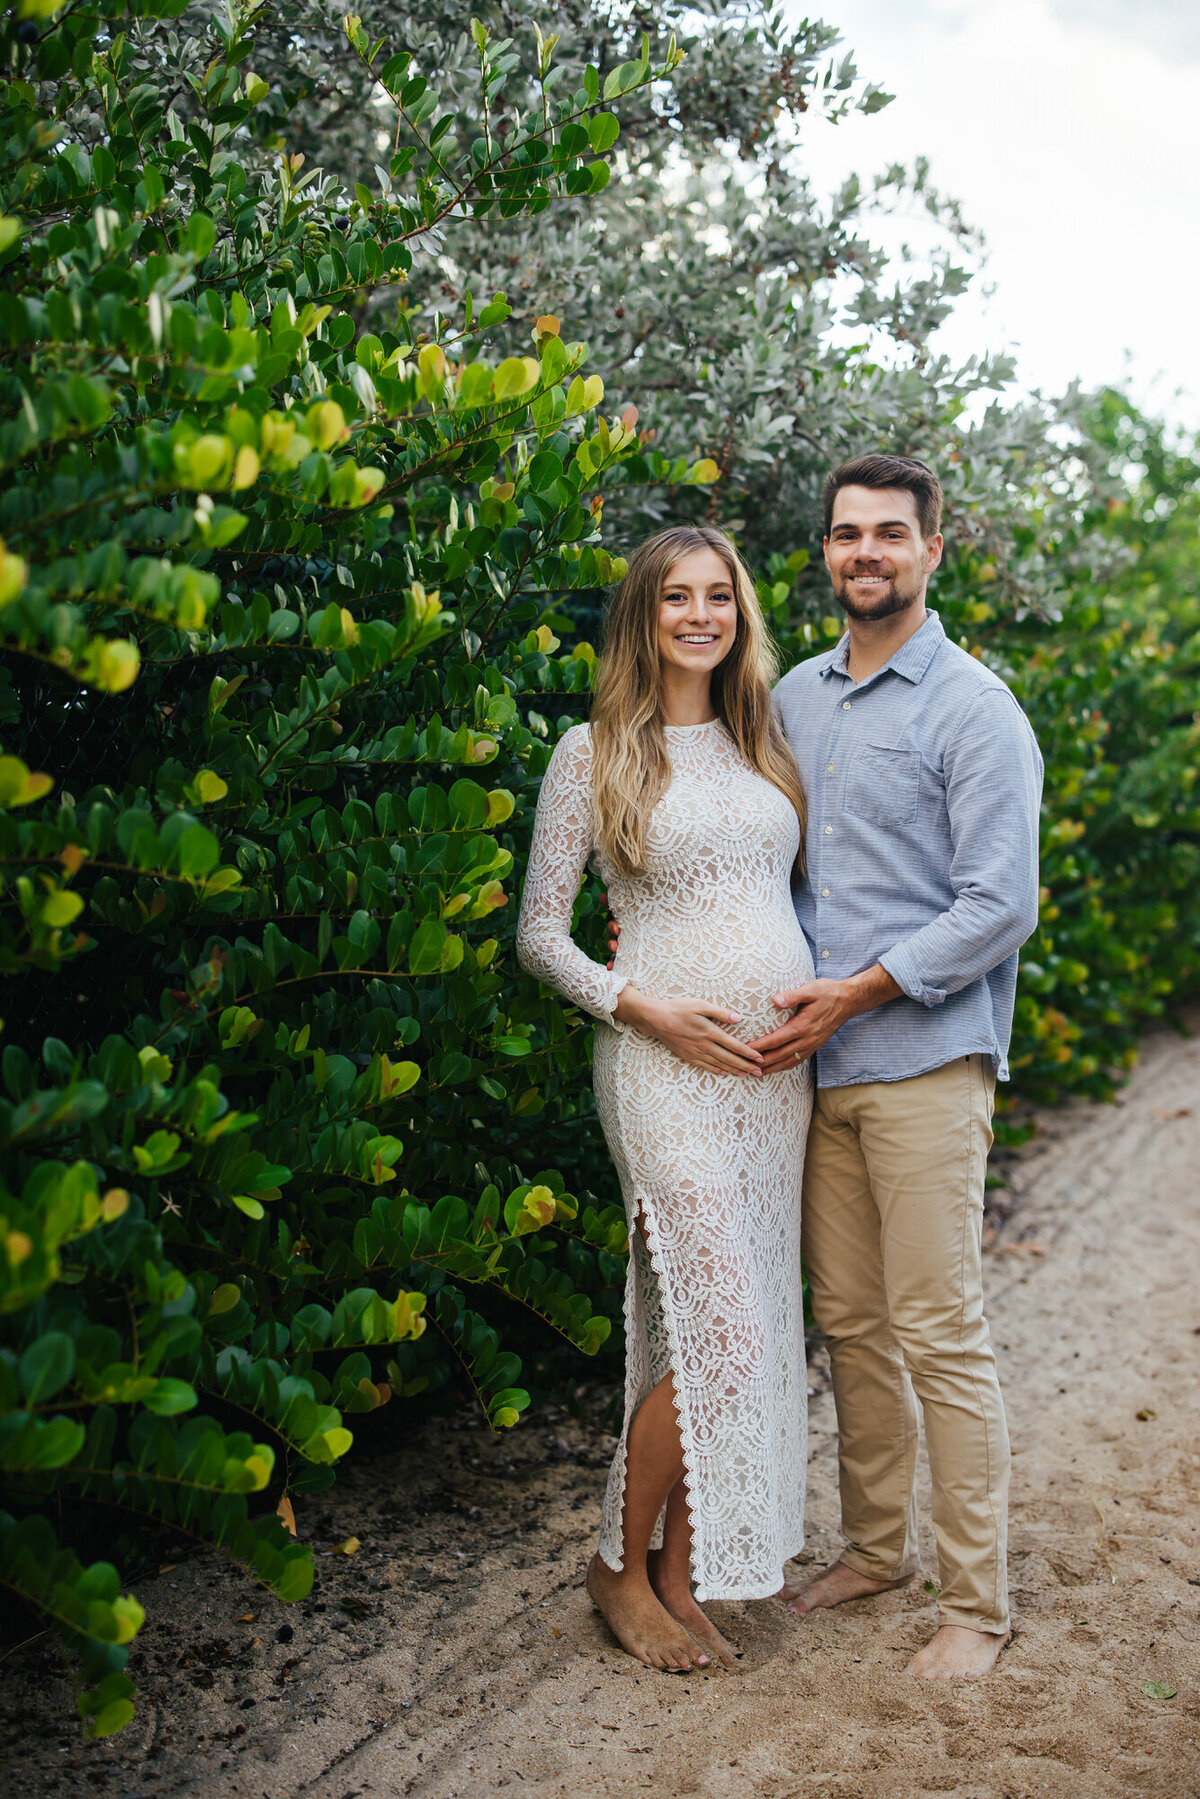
[516,525,815,1674]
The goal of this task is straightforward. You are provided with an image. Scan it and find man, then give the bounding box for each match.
[751,453,1043,1678]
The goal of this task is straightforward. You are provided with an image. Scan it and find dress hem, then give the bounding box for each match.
[695,1548,805,1605]
[595,1545,806,1608]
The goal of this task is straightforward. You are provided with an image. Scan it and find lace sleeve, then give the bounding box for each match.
[516,725,629,1023]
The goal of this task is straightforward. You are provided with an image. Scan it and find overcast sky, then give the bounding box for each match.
[789,0,1200,427]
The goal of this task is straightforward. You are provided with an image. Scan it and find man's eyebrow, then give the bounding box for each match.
[831,519,913,533]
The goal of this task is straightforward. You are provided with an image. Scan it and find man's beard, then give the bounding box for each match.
[832,569,922,622]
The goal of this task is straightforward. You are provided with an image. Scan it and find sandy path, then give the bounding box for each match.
[6,1020,1199,1799]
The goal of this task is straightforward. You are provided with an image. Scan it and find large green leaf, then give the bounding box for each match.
[18,1332,75,1404]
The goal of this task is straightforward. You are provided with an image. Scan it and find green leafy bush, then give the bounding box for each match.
[1002,400,1200,1098]
[0,0,699,1730]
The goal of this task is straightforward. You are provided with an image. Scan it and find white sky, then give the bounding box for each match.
[788,0,1200,427]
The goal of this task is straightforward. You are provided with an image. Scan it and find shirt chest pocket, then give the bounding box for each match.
[844,742,922,826]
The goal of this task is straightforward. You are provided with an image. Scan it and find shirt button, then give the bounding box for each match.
[821,887,830,897]
[842,700,851,710]
[826,762,835,773]
[821,949,830,960]
[824,825,833,835]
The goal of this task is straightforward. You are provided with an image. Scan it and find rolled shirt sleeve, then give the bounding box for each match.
[878,689,1044,1008]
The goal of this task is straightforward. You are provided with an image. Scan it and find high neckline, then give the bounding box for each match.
[663,717,723,734]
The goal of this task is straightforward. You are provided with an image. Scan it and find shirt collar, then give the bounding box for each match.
[818,609,946,685]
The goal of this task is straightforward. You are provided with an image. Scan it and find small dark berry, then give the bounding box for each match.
[275,1623,294,1643]
[615,306,625,318]
[334,214,351,231]
[17,20,39,42]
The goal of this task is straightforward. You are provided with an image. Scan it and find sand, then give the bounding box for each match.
[5,1017,1199,1799]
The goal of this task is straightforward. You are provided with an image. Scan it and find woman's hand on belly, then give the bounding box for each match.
[613,986,765,1078]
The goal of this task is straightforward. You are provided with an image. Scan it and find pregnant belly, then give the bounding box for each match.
[615,912,814,1041]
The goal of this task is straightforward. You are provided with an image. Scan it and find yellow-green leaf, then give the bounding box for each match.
[0,545,28,606]
[192,769,229,804]
[42,890,84,928]
[308,400,346,450]
[522,1184,556,1227]
[232,445,260,490]
[87,1701,135,1740]
[244,1451,274,1489]
[0,756,52,807]
[101,1188,130,1222]
[91,639,140,693]
[494,357,539,401]
[190,434,233,486]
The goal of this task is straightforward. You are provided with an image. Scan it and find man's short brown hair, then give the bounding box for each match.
[822,454,944,540]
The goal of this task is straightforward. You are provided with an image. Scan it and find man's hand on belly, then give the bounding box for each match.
[747,965,903,1072]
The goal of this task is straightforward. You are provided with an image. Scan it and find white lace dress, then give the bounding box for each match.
[516,720,814,1602]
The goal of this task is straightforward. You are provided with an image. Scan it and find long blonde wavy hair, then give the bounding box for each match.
[590,526,807,877]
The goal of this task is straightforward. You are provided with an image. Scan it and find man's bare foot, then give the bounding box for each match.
[647,1552,741,1671]
[586,1554,710,1673]
[906,1623,1011,1680]
[777,1559,912,1616]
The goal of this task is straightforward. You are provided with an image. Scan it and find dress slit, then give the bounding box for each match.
[597,1182,707,1593]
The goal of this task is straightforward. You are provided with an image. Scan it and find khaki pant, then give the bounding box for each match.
[802,1054,1009,1633]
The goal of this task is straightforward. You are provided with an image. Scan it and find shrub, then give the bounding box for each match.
[0,0,702,1732]
[1003,399,1200,1099]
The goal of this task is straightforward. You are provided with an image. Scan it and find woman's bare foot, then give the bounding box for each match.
[907,1623,1011,1679]
[647,1551,742,1671]
[586,1554,710,1673]
[777,1559,912,1615]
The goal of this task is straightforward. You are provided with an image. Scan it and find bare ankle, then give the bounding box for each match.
[647,1556,691,1608]
[588,1552,646,1592]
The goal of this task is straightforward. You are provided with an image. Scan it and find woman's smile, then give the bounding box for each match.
[656,546,739,690]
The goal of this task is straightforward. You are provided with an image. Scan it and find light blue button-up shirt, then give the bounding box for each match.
[772,610,1044,1089]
